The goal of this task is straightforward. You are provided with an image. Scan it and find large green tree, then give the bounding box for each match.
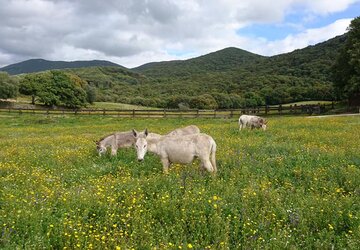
[19,71,51,104]
[0,72,18,99]
[19,71,88,108]
[333,16,360,105]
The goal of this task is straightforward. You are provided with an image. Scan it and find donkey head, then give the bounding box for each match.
[260,118,267,130]
[132,129,148,161]
[95,140,107,156]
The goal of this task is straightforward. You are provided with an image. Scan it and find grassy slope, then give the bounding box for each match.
[90,102,155,110]
[0,115,359,249]
[272,100,333,107]
[2,96,153,110]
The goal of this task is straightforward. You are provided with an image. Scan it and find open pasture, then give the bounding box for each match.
[0,114,359,249]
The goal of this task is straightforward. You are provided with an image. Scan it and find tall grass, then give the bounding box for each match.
[0,114,359,249]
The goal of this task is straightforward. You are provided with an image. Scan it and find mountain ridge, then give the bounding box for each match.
[1,35,345,76]
[0,58,124,75]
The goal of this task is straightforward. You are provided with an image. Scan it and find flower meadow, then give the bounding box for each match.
[0,114,359,249]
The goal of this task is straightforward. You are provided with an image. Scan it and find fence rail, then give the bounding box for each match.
[0,103,334,118]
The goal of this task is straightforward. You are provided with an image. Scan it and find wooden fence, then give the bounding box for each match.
[0,103,334,118]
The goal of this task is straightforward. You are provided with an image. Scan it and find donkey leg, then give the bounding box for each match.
[161,158,170,174]
[201,159,214,173]
[198,162,207,175]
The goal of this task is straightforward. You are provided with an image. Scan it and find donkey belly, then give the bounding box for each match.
[168,154,194,164]
[166,148,195,164]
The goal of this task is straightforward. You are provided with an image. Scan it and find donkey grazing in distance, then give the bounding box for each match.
[239,114,267,131]
[133,129,217,174]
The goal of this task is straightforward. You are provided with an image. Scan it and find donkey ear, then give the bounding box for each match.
[144,128,148,137]
[132,129,138,137]
[94,140,99,144]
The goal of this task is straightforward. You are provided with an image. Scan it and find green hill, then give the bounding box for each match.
[0,58,123,75]
[134,35,345,81]
[261,34,347,80]
[11,34,347,109]
[125,35,346,107]
[133,47,265,77]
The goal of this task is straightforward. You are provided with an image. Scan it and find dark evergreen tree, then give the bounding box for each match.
[333,16,360,105]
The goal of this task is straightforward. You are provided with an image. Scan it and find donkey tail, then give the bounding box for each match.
[210,139,217,173]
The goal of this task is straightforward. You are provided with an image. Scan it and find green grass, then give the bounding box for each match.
[0,114,359,249]
[1,97,154,110]
[271,100,334,107]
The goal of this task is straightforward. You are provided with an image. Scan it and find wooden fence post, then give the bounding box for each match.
[278,104,283,114]
[103,109,106,116]
[132,109,135,118]
[163,109,166,118]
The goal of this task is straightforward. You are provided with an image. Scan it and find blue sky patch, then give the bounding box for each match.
[237,2,360,40]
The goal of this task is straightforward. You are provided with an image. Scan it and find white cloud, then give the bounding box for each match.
[245,18,353,56]
[0,0,358,68]
[300,0,359,15]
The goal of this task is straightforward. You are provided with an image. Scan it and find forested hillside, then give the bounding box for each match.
[82,34,345,108]
[1,34,346,109]
[133,47,265,77]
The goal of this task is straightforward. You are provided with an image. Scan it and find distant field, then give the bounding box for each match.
[1,114,359,249]
[90,102,155,110]
[3,97,333,110]
[1,97,154,110]
[272,100,333,107]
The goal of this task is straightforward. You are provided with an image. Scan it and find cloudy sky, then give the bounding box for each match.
[0,0,359,68]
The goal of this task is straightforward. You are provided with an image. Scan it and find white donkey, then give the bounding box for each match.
[133,129,217,174]
[239,114,267,131]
